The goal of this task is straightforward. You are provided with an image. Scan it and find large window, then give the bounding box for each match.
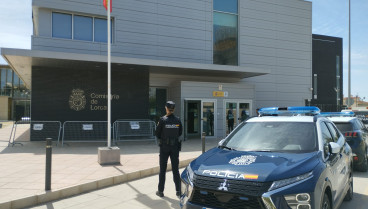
[74,15,93,41]
[0,67,29,98]
[213,0,238,66]
[149,88,167,123]
[52,12,113,43]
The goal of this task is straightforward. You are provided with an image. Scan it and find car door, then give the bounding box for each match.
[320,121,340,203]
[326,122,349,202]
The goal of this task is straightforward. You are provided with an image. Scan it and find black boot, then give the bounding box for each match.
[156,191,164,197]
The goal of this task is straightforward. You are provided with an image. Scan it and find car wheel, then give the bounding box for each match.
[321,193,331,209]
[358,152,368,172]
[343,173,353,201]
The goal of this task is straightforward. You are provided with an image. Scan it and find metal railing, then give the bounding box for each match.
[8,119,61,146]
[113,119,156,142]
[62,121,109,146]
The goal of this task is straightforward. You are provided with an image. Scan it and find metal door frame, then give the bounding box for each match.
[223,99,253,135]
[201,99,217,139]
[183,98,217,139]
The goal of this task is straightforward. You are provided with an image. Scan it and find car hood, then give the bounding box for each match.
[191,147,319,182]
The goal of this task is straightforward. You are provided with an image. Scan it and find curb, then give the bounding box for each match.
[0,158,194,209]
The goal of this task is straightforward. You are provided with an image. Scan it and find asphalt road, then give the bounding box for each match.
[339,170,368,209]
[30,168,368,209]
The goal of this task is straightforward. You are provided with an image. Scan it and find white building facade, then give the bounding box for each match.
[1,0,312,139]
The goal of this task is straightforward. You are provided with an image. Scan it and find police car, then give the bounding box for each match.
[180,107,353,209]
[321,111,368,172]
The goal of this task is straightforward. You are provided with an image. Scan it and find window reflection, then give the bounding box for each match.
[149,87,167,123]
[214,0,238,14]
[52,12,112,43]
[213,1,238,66]
[52,13,72,39]
[74,15,93,41]
[0,67,30,99]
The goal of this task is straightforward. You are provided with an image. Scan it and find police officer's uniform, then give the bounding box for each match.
[155,101,183,197]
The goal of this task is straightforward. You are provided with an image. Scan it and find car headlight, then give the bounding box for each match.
[269,171,313,191]
[187,164,194,185]
[181,164,194,197]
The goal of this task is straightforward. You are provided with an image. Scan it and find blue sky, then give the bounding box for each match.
[0,0,367,100]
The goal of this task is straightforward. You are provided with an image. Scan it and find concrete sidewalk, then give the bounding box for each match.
[0,122,220,209]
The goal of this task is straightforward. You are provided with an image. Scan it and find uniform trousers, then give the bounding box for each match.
[158,144,181,193]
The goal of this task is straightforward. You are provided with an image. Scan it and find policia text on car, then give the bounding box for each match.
[155,101,183,198]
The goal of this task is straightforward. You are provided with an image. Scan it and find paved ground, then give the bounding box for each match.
[0,122,220,209]
[30,169,185,209]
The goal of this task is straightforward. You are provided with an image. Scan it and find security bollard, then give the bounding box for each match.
[202,132,206,154]
[45,138,52,191]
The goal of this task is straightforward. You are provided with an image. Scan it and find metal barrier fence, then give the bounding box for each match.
[62,121,109,146]
[8,120,62,146]
[113,120,156,141]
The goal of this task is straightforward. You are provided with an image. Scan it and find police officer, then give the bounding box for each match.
[155,101,183,198]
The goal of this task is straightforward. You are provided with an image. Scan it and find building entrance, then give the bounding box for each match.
[184,99,216,140]
[224,100,251,135]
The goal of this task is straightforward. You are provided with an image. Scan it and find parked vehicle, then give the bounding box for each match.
[324,112,368,172]
[180,107,353,209]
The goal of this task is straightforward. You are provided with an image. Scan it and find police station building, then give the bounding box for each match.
[1,0,312,140]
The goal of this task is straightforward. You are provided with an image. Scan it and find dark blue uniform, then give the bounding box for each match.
[155,114,183,194]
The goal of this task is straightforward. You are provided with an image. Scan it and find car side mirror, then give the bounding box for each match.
[329,142,341,154]
[218,139,225,147]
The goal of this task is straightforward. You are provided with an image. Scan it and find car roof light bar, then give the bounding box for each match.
[258,106,320,116]
[319,111,355,117]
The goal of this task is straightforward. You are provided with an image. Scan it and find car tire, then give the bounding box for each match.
[321,193,331,209]
[358,152,368,172]
[343,173,353,201]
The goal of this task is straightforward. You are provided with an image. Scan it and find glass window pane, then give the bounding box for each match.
[203,102,215,136]
[74,15,93,41]
[213,12,238,65]
[0,69,5,95]
[214,0,238,14]
[5,69,12,96]
[52,13,72,39]
[94,18,112,43]
[226,102,237,134]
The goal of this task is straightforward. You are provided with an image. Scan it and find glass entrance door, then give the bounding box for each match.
[224,100,252,135]
[185,100,201,139]
[184,99,216,139]
[202,100,215,137]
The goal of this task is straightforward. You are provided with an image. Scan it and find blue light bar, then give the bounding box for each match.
[320,112,355,117]
[258,106,320,116]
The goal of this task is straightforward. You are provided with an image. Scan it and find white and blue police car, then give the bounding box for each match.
[180,106,353,209]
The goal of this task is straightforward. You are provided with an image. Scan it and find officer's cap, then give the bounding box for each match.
[165,101,175,109]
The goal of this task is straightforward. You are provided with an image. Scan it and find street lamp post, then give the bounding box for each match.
[348,0,351,107]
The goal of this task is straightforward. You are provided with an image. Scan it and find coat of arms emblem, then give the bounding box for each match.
[69,89,86,111]
[229,155,257,166]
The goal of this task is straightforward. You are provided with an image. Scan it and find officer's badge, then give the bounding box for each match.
[69,89,86,111]
[229,155,257,166]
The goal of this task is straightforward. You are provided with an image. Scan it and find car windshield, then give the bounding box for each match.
[354,111,368,124]
[223,122,318,153]
[334,122,353,132]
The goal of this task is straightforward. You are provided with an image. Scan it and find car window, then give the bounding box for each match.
[223,122,318,153]
[321,122,334,144]
[356,119,365,130]
[320,122,334,158]
[326,122,340,142]
[352,119,363,130]
[334,122,353,133]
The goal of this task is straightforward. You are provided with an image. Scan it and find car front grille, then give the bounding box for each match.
[193,174,272,196]
[189,174,271,209]
[190,188,266,209]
